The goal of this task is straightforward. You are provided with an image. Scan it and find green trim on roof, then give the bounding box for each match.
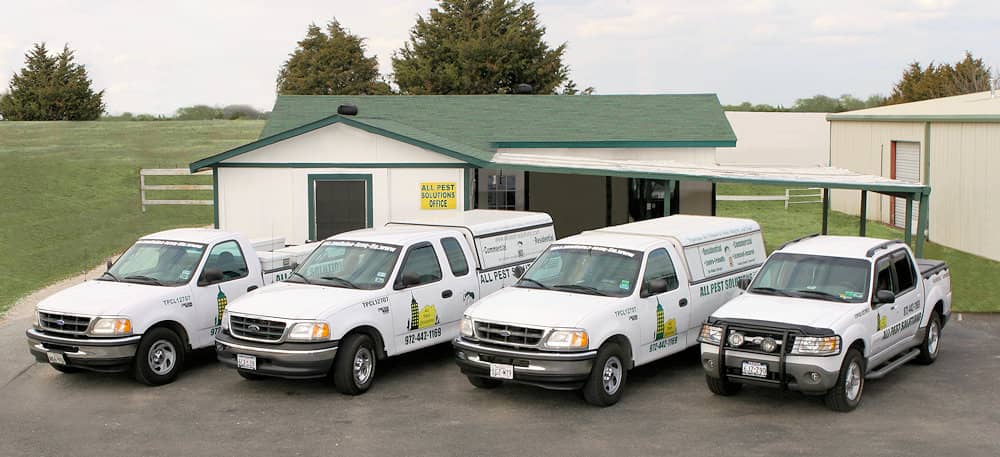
[493,140,736,149]
[216,162,472,169]
[827,114,1000,123]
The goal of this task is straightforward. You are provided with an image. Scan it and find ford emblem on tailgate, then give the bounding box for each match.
[498,330,511,337]
[248,324,261,332]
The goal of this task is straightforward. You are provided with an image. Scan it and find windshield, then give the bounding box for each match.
[749,252,871,303]
[104,240,206,286]
[516,244,642,297]
[288,240,402,290]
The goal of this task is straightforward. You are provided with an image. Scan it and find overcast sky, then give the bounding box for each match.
[1,0,997,115]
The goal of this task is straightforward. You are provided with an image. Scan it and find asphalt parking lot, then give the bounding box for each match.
[1,312,997,457]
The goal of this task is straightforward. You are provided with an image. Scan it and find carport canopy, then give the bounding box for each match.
[490,151,932,256]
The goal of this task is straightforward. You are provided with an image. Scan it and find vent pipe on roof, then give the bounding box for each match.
[337,104,358,116]
[514,83,533,95]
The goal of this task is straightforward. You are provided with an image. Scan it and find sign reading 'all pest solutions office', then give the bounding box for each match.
[420,182,457,210]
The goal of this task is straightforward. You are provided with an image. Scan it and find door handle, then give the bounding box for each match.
[678,298,688,307]
[247,285,258,292]
[442,290,453,299]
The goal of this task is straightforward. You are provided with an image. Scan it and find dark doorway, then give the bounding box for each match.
[314,180,367,240]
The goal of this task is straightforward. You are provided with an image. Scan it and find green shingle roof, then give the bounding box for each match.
[192,94,735,171]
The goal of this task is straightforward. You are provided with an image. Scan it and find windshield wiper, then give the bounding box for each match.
[749,286,791,297]
[552,284,609,296]
[287,271,312,285]
[793,289,848,302]
[516,278,550,290]
[99,271,119,282]
[123,275,164,286]
[321,276,359,289]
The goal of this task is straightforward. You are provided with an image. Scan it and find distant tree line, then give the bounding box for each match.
[102,105,269,121]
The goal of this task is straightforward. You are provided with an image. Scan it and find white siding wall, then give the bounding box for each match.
[719,112,830,166]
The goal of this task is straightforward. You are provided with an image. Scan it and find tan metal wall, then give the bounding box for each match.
[830,120,1000,260]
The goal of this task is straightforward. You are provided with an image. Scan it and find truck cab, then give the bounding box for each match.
[454,215,766,406]
[26,229,314,385]
[699,235,952,411]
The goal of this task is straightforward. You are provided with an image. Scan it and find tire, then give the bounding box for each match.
[582,342,628,407]
[916,312,941,365]
[332,333,376,395]
[824,348,865,412]
[467,375,502,389]
[133,327,186,386]
[237,369,266,381]
[705,374,742,396]
[50,364,80,374]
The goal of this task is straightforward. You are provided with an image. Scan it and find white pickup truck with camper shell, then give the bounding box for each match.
[699,235,952,411]
[453,215,767,406]
[214,210,555,395]
[26,229,317,385]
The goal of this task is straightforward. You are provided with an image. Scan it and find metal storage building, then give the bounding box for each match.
[828,90,1000,260]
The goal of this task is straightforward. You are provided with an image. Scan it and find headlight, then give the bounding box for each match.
[460,316,475,338]
[791,336,841,356]
[90,318,132,336]
[287,322,331,342]
[542,329,589,350]
[699,324,723,345]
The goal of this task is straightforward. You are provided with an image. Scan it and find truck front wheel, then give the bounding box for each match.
[582,342,628,407]
[133,327,185,386]
[332,333,376,395]
[916,312,941,365]
[705,374,742,396]
[824,348,864,412]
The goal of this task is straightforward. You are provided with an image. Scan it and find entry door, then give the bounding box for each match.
[314,179,368,240]
[892,142,920,231]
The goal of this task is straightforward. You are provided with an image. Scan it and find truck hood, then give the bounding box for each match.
[226,282,382,320]
[466,287,621,329]
[711,293,861,330]
[36,280,180,317]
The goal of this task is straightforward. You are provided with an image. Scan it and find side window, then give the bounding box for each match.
[441,237,470,277]
[396,243,443,288]
[873,259,895,296]
[202,240,249,284]
[641,248,678,297]
[892,252,915,293]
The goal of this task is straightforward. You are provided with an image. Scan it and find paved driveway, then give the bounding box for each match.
[1,313,997,457]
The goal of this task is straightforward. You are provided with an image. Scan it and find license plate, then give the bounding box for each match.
[237,354,257,371]
[489,363,513,380]
[47,352,66,365]
[741,360,768,378]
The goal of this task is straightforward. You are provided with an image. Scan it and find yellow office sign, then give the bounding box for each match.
[420,182,457,209]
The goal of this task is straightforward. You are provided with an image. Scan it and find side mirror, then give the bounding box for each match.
[395,272,420,290]
[200,268,224,286]
[737,278,751,291]
[106,260,113,271]
[512,266,526,279]
[288,262,298,271]
[646,278,669,296]
[875,289,895,304]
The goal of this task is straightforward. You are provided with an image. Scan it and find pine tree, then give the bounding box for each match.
[0,43,105,120]
[887,52,991,104]
[276,20,392,95]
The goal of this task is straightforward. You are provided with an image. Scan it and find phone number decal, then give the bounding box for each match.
[404,327,443,345]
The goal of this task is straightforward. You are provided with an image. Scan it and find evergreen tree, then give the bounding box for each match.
[887,52,991,104]
[392,0,571,94]
[0,43,105,120]
[277,20,392,95]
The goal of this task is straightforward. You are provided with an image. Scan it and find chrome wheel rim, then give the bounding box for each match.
[602,355,623,395]
[353,347,374,385]
[927,321,940,356]
[845,360,862,402]
[148,340,176,375]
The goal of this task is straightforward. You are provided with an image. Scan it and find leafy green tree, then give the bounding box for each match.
[0,43,105,120]
[175,105,224,120]
[722,102,789,112]
[277,20,391,95]
[887,51,991,104]
[222,104,267,120]
[392,0,571,94]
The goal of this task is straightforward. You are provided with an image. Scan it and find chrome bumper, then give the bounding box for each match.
[453,338,597,390]
[26,328,140,371]
[215,332,339,379]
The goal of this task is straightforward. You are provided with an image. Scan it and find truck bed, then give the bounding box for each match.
[917,259,947,279]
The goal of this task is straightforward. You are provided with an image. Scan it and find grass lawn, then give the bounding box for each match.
[0,120,263,316]
[717,183,1000,312]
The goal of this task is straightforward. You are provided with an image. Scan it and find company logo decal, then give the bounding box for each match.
[407,294,439,331]
[216,286,228,326]
[649,298,678,352]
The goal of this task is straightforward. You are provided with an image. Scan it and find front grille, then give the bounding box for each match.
[230,315,286,342]
[475,321,545,347]
[39,312,91,334]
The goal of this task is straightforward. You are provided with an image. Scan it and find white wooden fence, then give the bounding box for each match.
[715,187,824,209]
[140,168,213,212]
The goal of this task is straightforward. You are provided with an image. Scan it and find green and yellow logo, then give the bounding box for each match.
[877,313,888,331]
[216,286,228,326]
[654,298,676,340]
[408,294,439,330]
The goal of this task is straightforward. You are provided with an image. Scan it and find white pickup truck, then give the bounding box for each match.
[26,229,317,385]
[699,235,952,411]
[453,215,767,406]
[215,210,555,395]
